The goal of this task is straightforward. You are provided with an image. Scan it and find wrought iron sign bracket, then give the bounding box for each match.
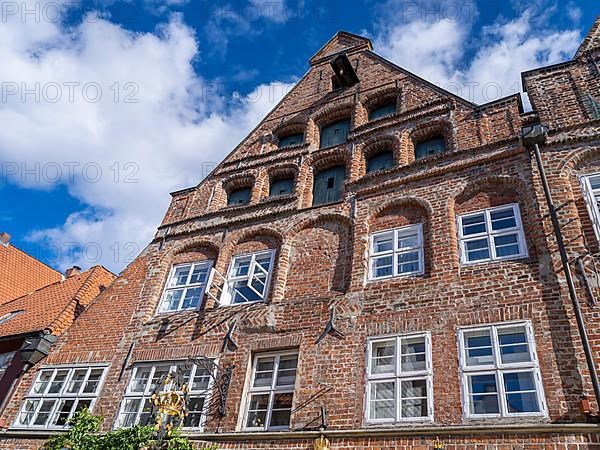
[316,307,345,344]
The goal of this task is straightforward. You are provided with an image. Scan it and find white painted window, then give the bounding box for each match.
[221,250,275,306]
[369,224,424,280]
[244,351,298,431]
[0,351,16,379]
[365,333,433,423]
[580,174,600,242]
[117,362,212,430]
[458,322,547,418]
[158,261,213,313]
[15,366,107,429]
[457,203,527,264]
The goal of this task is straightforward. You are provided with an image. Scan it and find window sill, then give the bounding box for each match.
[459,255,531,268]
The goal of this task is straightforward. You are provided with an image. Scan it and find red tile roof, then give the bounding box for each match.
[0,266,116,338]
[0,242,62,305]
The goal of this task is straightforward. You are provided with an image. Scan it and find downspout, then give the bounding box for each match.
[522,123,600,410]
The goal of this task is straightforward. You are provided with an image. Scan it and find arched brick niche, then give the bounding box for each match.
[284,215,353,299]
[312,103,355,150]
[452,177,537,263]
[353,134,401,179]
[364,197,433,281]
[148,240,222,315]
[406,118,455,164]
[218,230,284,305]
[211,173,257,210]
[273,121,307,149]
[563,146,600,253]
[299,148,351,208]
[362,86,401,122]
[256,163,300,199]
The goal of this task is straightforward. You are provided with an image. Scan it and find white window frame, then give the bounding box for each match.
[116,361,214,431]
[13,365,108,430]
[457,321,547,419]
[220,250,276,306]
[457,203,527,265]
[580,173,600,243]
[243,350,298,432]
[368,224,424,281]
[157,261,214,314]
[365,332,433,424]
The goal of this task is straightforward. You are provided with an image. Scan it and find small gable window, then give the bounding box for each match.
[278,134,304,149]
[369,104,396,121]
[320,120,350,149]
[366,151,394,174]
[313,165,346,206]
[269,178,294,197]
[415,136,446,160]
[228,188,251,206]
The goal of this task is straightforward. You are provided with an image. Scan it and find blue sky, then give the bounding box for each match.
[0,0,597,273]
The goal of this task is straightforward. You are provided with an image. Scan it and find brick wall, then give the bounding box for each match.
[2,27,600,450]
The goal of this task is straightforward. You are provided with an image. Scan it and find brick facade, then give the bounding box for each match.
[2,23,600,449]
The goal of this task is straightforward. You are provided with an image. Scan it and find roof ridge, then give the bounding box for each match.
[44,266,112,335]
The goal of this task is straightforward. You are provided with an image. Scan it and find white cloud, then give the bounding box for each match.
[374,8,581,106]
[0,1,291,272]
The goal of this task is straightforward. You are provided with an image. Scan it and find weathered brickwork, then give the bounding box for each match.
[2,24,600,449]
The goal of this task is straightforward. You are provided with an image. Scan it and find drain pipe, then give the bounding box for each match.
[522,123,600,410]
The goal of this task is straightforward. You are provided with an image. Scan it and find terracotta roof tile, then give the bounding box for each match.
[0,242,62,305]
[0,266,115,338]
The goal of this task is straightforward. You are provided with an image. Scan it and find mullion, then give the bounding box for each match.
[265,354,281,430]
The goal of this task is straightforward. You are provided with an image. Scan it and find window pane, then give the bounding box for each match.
[54,399,75,426]
[373,233,393,253]
[499,328,530,364]
[401,399,428,418]
[503,372,539,413]
[34,400,56,425]
[66,369,87,394]
[119,399,141,428]
[253,358,275,388]
[468,374,499,415]
[192,367,211,391]
[19,399,39,425]
[464,330,493,366]
[400,337,426,372]
[160,289,183,312]
[400,379,429,418]
[371,340,395,375]
[184,397,205,427]
[397,251,421,274]
[170,266,190,287]
[83,369,104,394]
[246,394,269,428]
[149,367,170,393]
[232,281,261,304]
[369,382,395,420]
[276,355,298,387]
[189,265,209,284]
[131,367,152,393]
[490,208,517,230]
[48,370,69,394]
[397,231,419,250]
[372,256,393,278]
[138,399,154,426]
[493,234,520,258]
[270,393,293,427]
[462,214,486,236]
[181,287,203,310]
[465,238,490,262]
[233,257,252,277]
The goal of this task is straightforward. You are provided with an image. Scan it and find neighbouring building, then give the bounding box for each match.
[0,233,62,305]
[1,17,600,450]
[0,266,115,417]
